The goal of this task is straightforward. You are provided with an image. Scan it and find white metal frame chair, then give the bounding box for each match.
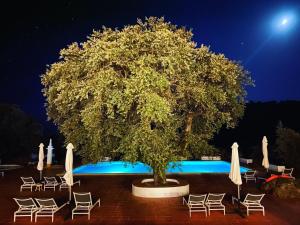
[183,194,207,217]
[43,177,60,191]
[244,170,256,183]
[59,176,81,191]
[13,198,39,222]
[282,168,295,179]
[72,192,101,220]
[205,193,226,215]
[240,193,265,216]
[20,177,37,192]
[35,198,68,222]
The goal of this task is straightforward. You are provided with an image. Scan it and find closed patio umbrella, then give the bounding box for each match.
[46,139,54,167]
[262,136,269,171]
[63,143,74,201]
[37,143,44,180]
[229,142,242,199]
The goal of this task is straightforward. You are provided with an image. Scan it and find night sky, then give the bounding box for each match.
[1,0,300,128]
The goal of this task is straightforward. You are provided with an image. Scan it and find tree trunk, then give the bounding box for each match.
[181,112,194,152]
[153,168,166,186]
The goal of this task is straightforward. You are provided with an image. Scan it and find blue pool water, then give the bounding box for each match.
[73,161,249,175]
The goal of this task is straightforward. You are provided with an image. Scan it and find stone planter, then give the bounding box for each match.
[132,178,189,198]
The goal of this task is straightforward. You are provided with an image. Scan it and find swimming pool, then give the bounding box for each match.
[73,161,249,175]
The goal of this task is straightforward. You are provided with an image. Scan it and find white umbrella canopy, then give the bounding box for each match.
[262,136,270,170]
[63,143,74,200]
[37,143,44,180]
[229,142,242,199]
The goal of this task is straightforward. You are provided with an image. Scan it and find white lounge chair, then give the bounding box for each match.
[59,176,81,191]
[183,194,207,217]
[269,164,285,172]
[20,177,37,192]
[35,198,68,222]
[13,198,39,222]
[44,177,60,191]
[240,193,265,216]
[282,168,295,179]
[72,192,101,220]
[240,158,253,164]
[244,170,256,183]
[205,193,226,215]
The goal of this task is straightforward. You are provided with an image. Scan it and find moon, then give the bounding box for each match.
[281,18,288,26]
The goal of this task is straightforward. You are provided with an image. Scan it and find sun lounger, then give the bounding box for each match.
[13,198,39,222]
[205,193,226,215]
[240,158,253,164]
[35,198,68,222]
[269,164,285,172]
[243,170,256,183]
[282,168,295,179]
[20,177,37,192]
[183,194,207,217]
[72,192,101,220]
[201,156,221,160]
[44,177,60,191]
[201,156,209,160]
[240,193,265,216]
[59,176,81,191]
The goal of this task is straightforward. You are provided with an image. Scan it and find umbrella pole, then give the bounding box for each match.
[40,171,42,181]
[69,186,72,201]
[238,185,240,200]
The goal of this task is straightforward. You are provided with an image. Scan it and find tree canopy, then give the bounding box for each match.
[42,17,252,183]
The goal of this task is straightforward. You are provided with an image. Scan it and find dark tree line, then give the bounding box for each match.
[214,101,300,164]
[0,104,43,163]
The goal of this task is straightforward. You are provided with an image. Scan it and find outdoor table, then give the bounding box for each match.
[35,183,43,191]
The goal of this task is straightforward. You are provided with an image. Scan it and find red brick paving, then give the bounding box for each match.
[0,166,299,225]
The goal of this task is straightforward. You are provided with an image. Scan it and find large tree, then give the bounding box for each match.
[42,17,252,184]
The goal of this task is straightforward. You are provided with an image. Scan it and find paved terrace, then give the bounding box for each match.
[0,166,299,225]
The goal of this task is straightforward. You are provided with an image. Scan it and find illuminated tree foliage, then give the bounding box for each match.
[42,17,252,184]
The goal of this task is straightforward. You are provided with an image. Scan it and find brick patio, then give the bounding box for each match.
[1,166,299,225]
